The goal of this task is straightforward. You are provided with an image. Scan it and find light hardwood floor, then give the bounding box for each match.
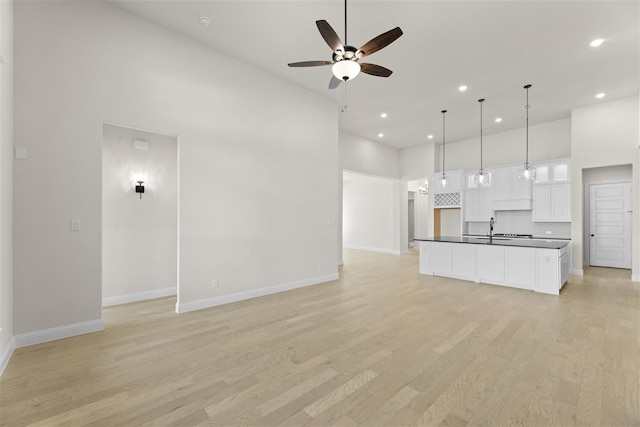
[1,249,639,426]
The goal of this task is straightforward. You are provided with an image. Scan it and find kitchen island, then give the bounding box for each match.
[416,237,570,295]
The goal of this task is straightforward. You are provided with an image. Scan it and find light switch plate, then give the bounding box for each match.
[71,220,81,231]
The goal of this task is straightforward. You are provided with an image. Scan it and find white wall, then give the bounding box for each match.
[340,131,399,179]
[343,171,397,254]
[102,125,178,305]
[339,131,404,261]
[571,96,639,277]
[13,1,339,333]
[440,209,462,237]
[0,0,14,373]
[437,118,571,171]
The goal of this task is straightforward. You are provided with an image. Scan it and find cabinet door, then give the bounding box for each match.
[431,243,452,276]
[510,167,532,199]
[492,168,510,200]
[466,188,494,222]
[504,247,536,290]
[551,183,570,221]
[536,249,560,295]
[452,244,476,280]
[532,185,551,221]
[465,189,481,221]
[477,246,505,284]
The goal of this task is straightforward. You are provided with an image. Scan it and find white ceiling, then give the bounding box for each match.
[108,0,639,150]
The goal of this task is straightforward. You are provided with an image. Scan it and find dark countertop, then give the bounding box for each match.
[415,236,570,250]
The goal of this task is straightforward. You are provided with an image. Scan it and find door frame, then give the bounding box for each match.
[584,179,632,268]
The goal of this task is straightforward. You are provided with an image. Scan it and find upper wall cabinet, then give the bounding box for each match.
[532,159,571,222]
[464,171,494,222]
[491,166,532,210]
[534,160,570,185]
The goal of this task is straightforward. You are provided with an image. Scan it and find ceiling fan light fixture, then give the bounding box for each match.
[332,60,361,81]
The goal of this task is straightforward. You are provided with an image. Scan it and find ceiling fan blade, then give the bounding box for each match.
[316,20,344,52]
[329,76,342,90]
[360,63,393,77]
[357,27,403,58]
[288,61,333,67]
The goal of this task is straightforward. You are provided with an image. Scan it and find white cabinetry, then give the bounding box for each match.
[504,248,536,289]
[464,172,493,222]
[532,160,571,222]
[477,245,505,284]
[419,240,570,295]
[492,166,532,210]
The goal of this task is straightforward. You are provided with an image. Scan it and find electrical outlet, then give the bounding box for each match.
[212,279,219,288]
[318,263,324,271]
[545,231,552,235]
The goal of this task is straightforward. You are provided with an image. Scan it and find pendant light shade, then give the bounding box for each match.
[437,110,448,189]
[473,98,491,186]
[518,84,536,181]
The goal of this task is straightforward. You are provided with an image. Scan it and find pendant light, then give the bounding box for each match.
[472,98,490,186]
[518,84,536,181]
[438,110,448,188]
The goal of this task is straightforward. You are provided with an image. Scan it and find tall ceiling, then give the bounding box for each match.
[109,0,639,149]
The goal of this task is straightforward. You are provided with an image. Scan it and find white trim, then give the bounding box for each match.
[0,337,16,377]
[632,274,640,282]
[176,273,339,314]
[14,320,104,348]
[102,287,176,307]
[570,269,584,276]
[343,244,395,254]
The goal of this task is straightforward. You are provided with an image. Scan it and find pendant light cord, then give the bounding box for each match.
[479,99,484,171]
[441,110,447,178]
[524,84,531,166]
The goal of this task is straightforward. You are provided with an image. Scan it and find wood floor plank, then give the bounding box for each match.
[1,249,638,426]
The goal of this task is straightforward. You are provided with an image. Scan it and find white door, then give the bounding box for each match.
[589,182,632,268]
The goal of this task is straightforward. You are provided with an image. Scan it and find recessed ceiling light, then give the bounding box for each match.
[595,92,606,99]
[590,38,604,47]
[458,85,468,92]
[494,117,502,123]
[378,133,384,138]
[380,113,387,118]
[200,16,211,26]
[427,134,434,139]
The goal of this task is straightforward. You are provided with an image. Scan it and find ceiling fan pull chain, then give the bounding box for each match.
[341,83,348,112]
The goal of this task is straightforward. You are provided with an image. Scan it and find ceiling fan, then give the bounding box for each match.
[287,0,403,89]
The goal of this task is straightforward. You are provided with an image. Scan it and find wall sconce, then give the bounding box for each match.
[135,181,145,199]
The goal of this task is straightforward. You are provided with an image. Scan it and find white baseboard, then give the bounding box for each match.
[0,337,16,377]
[343,245,395,254]
[103,287,177,307]
[176,272,339,314]
[632,274,640,282]
[14,319,104,348]
[570,269,584,276]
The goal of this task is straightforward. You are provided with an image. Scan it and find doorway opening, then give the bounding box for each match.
[101,123,178,310]
[583,164,632,271]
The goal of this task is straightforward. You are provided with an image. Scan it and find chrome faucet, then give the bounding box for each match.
[489,217,495,241]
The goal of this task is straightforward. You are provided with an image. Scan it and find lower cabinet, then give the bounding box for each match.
[504,248,536,289]
[419,241,570,295]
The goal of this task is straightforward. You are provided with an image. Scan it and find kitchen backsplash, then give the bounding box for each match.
[467,210,571,238]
